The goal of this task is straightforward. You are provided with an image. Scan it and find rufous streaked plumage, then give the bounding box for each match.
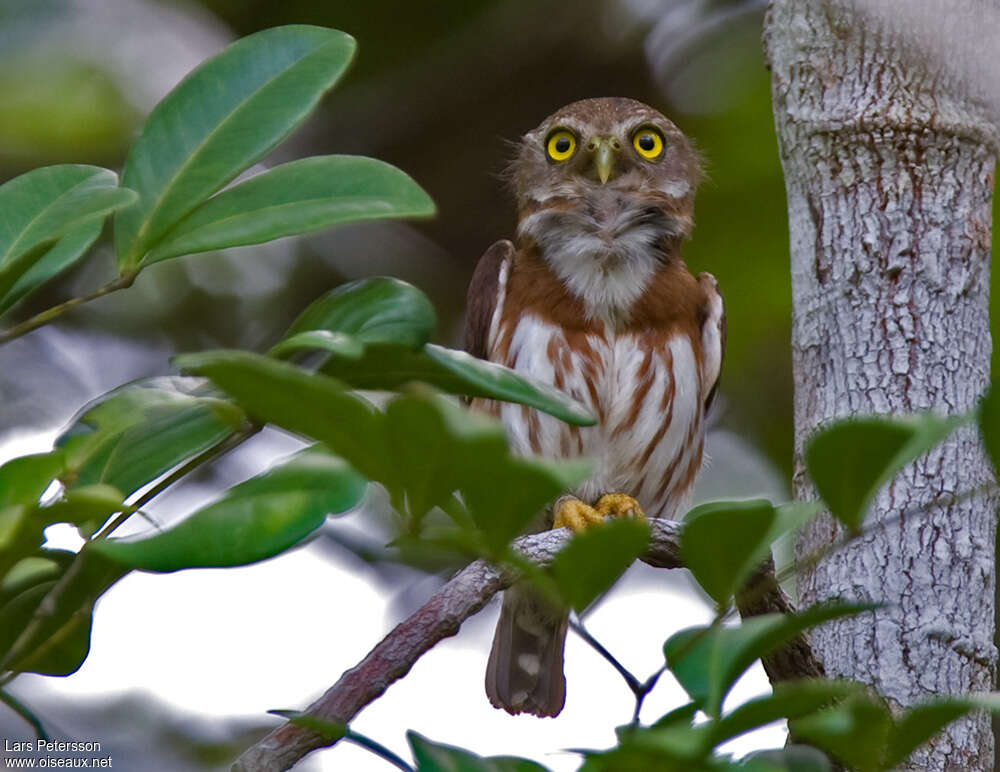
[465,97,725,718]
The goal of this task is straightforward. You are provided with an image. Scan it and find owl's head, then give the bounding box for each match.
[508,97,702,253]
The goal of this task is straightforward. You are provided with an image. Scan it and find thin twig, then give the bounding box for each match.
[568,616,642,694]
[567,616,668,727]
[0,689,48,739]
[94,423,262,541]
[0,273,135,344]
[632,665,668,726]
[341,731,414,772]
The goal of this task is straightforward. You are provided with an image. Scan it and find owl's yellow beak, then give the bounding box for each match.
[591,137,620,184]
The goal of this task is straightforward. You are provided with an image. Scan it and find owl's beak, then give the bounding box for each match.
[590,137,619,184]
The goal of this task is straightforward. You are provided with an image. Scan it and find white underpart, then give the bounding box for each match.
[517,190,679,326]
[487,257,510,351]
[498,314,703,519]
[633,336,700,510]
[700,283,724,391]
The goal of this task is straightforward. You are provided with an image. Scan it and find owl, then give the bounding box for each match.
[465,97,725,717]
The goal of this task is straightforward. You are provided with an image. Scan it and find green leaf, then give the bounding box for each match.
[650,702,700,730]
[0,548,125,676]
[280,276,437,352]
[423,345,596,427]
[57,377,244,498]
[578,723,716,772]
[275,277,592,425]
[269,330,365,360]
[0,164,135,269]
[0,507,39,580]
[115,26,356,268]
[978,384,1000,477]
[0,452,65,508]
[712,679,865,746]
[737,747,831,772]
[0,168,135,309]
[664,602,875,717]
[789,694,892,772]
[462,454,590,555]
[805,414,963,532]
[179,348,587,548]
[550,518,649,612]
[789,692,1000,771]
[267,710,346,742]
[146,155,434,262]
[682,500,773,607]
[90,447,366,572]
[407,731,550,772]
[174,350,384,479]
[379,393,503,521]
[682,500,819,607]
[0,581,92,675]
[38,484,124,526]
[319,344,596,427]
[883,694,1000,768]
[0,454,69,581]
[0,220,102,315]
[0,552,73,606]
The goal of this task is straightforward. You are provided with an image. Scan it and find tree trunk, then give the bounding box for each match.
[764,1,998,769]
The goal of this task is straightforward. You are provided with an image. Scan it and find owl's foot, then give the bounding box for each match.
[552,493,645,531]
[552,496,605,532]
[595,493,645,520]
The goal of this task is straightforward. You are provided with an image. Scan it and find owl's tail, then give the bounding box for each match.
[485,583,568,718]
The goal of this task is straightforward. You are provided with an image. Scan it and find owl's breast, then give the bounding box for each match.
[484,312,705,519]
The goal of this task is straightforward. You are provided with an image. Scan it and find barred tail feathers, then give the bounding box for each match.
[485,584,568,717]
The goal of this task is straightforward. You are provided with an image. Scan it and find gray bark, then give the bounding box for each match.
[765,1,999,769]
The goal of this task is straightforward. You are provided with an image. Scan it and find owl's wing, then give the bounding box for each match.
[697,272,726,412]
[464,239,514,360]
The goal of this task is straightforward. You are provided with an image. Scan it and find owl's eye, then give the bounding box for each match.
[546,130,577,162]
[632,128,664,160]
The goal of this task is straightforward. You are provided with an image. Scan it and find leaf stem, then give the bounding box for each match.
[94,423,261,540]
[570,615,666,725]
[569,616,642,694]
[0,688,49,739]
[0,272,135,345]
[341,730,414,772]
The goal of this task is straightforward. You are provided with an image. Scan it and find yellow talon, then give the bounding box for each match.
[552,496,605,532]
[595,493,646,520]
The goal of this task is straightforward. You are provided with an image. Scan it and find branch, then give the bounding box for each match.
[0,273,134,345]
[232,518,819,772]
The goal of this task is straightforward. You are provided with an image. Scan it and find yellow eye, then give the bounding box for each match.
[546,130,577,162]
[633,128,664,160]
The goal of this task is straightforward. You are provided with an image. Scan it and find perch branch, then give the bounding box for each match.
[233,518,821,772]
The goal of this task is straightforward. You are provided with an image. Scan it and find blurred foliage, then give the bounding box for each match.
[0,57,135,168]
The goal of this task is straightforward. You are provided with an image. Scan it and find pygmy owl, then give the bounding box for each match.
[465,97,725,717]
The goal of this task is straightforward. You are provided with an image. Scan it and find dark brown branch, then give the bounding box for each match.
[736,559,825,683]
[231,519,819,772]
